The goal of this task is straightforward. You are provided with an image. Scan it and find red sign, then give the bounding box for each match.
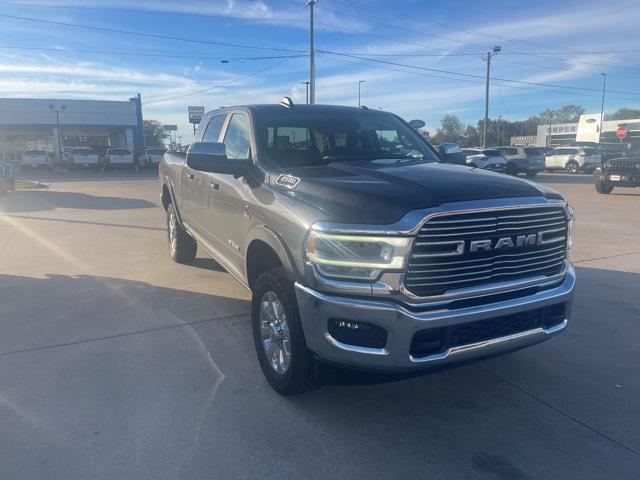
[616,126,629,140]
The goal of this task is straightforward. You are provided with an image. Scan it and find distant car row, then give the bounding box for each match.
[433,142,635,175]
[16,147,167,171]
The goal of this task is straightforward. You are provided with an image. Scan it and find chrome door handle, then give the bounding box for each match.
[208,181,219,190]
[185,172,194,180]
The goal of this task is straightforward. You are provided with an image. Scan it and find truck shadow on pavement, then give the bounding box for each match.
[535,173,595,185]
[0,190,157,214]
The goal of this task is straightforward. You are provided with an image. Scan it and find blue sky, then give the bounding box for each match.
[1,0,639,141]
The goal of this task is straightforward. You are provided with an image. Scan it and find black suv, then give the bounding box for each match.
[594,152,640,194]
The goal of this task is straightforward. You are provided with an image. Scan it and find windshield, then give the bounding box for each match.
[524,147,543,155]
[258,110,438,168]
[24,150,46,155]
[108,149,130,155]
[482,149,502,156]
[71,148,92,154]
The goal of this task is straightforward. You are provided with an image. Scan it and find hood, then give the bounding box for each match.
[276,160,562,224]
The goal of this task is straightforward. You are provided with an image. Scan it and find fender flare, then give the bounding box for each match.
[162,176,184,227]
[245,225,301,283]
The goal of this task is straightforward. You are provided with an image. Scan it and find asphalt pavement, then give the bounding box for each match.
[0,171,638,479]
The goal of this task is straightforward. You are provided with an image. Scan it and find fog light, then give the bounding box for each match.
[328,319,387,349]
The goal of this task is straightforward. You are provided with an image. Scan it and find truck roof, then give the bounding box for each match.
[212,104,391,116]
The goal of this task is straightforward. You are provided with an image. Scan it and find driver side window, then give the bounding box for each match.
[223,113,252,161]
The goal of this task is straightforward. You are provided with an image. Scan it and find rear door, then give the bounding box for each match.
[181,113,228,236]
[206,111,254,276]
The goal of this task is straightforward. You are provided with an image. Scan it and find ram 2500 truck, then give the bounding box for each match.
[160,100,575,395]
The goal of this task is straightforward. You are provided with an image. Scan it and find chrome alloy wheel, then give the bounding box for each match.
[259,291,291,374]
[168,209,177,257]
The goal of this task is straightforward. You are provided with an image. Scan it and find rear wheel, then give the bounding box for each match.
[252,268,315,395]
[166,203,197,263]
[566,160,580,174]
[595,180,614,194]
[526,171,538,178]
[506,162,519,176]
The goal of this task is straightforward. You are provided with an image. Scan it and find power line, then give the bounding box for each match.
[145,55,299,105]
[0,44,305,62]
[319,50,640,97]
[0,13,307,53]
[332,0,640,65]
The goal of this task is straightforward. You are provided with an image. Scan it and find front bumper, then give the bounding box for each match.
[295,265,575,372]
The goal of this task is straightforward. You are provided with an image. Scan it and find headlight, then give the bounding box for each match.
[566,204,575,250]
[306,231,411,281]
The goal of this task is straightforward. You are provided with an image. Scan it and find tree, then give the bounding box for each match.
[461,125,479,147]
[553,104,585,123]
[144,120,168,147]
[440,114,463,142]
[605,108,640,121]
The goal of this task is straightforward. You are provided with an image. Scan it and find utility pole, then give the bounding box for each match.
[599,73,607,143]
[547,113,553,147]
[358,80,365,107]
[300,81,310,104]
[497,115,502,146]
[305,0,317,104]
[482,46,501,148]
[48,103,66,165]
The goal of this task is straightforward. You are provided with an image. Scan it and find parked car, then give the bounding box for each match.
[495,146,546,177]
[144,148,167,167]
[70,147,101,170]
[434,143,466,165]
[593,154,640,194]
[461,148,507,173]
[0,161,15,196]
[106,148,136,169]
[20,150,52,170]
[545,147,602,173]
[160,101,575,395]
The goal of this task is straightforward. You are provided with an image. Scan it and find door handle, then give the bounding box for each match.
[208,181,219,190]
[185,172,194,180]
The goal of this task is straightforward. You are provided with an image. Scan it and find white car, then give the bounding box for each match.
[461,148,507,173]
[21,150,52,169]
[106,148,136,169]
[545,146,602,174]
[70,147,101,169]
[144,148,166,167]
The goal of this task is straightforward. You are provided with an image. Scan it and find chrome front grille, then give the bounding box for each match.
[405,207,568,297]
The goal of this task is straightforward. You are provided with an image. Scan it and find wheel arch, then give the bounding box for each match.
[245,226,300,290]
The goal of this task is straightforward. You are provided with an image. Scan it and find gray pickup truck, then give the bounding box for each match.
[160,100,575,395]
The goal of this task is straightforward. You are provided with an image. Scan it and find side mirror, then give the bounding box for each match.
[186,142,250,176]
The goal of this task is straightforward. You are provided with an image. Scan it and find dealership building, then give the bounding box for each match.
[0,96,144,160]
[530,113,640,147]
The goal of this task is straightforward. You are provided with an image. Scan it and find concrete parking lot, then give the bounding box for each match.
[1,171,638,479]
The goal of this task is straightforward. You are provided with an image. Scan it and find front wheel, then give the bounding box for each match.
[506,163,519,176]
[566,161,580,174]
[595,180,614,194]
[166,203,197,263]
[526,171,538,178]
[252,268,315,395]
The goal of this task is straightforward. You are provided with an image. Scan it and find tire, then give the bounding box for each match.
[526,171,538,178]
[566,161,579,174]
[252,268,315,395]
[595,180,614,194]
[506,162,519,176]
[166,203,197,263]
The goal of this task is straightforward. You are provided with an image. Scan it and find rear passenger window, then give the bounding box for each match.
[202,114,226,143]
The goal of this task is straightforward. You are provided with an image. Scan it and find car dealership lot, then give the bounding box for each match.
[0,171,638,479]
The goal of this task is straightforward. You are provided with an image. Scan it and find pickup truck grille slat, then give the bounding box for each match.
[405,207,568,297]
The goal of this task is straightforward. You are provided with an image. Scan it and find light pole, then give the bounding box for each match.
[547,112,554,147]
[599,73,607,143]
[300,81,310,104]
[497,115,502,146]
[48,103,66,165]
[358,80,365,107]
[482,46,501,147]
[305,0,317,104]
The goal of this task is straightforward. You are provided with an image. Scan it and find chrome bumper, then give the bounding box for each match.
[295,265,575,372]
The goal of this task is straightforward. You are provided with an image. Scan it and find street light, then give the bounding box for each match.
[48,103,66,165]
[482,45,501,147]
[300,81,310,104]
[600,73,607,142]
[358,80,365,107]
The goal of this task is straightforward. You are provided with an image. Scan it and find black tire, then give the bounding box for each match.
[166,203,197,263]
[595,180,614,194]
[506,162,519,176]
[526,171,538,178]
[566,160,579,174]
[252,268,315,395]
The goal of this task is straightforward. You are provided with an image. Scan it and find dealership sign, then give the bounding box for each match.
[163,125,178,131]
[188,106,205,124]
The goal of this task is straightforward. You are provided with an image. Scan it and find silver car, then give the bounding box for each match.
[545,147,602,174]
[495,146,546,177]
[461,148,507,173]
